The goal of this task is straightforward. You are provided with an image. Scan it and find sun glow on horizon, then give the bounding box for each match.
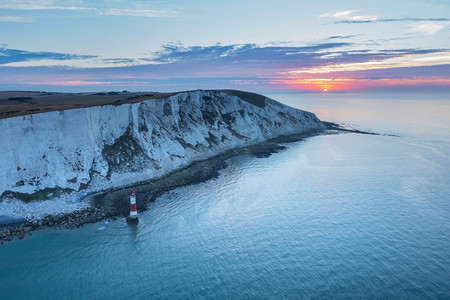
[274,75,450,92]
[277,77,354,91]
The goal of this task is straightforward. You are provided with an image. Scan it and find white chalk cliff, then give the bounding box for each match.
[0,90,324,204]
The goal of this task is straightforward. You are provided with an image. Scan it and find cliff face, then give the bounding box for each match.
[0,90,324,201]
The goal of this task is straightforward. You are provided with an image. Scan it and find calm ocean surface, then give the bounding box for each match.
[1,92,449,299]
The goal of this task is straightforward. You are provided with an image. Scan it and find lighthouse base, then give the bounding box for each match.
[126,216,139,224]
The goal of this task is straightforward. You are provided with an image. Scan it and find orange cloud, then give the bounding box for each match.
[289,52,450,74]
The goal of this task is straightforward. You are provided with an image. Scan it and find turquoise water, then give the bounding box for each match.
[1,93,450,299]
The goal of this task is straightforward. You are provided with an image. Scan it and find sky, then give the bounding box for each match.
[0,0,449,93]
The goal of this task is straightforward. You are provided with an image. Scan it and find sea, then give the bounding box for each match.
[1,92,449,299]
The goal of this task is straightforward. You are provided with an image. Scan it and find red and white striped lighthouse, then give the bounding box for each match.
[126,189,139,224]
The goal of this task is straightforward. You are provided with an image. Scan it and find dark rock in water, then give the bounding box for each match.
[17,230,25,240]
[126,216,139,224]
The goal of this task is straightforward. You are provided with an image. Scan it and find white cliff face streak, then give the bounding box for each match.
[0,90,323,207]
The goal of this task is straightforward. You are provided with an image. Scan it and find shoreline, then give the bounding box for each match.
[0,123,373,244]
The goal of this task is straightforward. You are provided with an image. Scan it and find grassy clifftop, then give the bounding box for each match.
[0,89,269,120]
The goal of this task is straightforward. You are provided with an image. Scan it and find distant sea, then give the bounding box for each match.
[1,92,449,299]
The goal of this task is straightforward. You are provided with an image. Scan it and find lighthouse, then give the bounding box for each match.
[126,189,139,224]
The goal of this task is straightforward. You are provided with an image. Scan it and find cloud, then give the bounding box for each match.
[0,42,362,72]
[0,0,93,11]
[319,9,449,24]
[410,23,444,34]
[0,46,154,68]
[98,8,178,18]
[320,10,378,22]
[334,17,450,24]
[1,42,449,92]
[289,51,450,74]
[1,57,146,68]
[0,0,179,17]
[3,42,447,72]
[0,16,32,22]
[151,43,253,63]
[0,47,96,65]
[318,53,343,59]
[152,42,352,64]
[325,35,361,40]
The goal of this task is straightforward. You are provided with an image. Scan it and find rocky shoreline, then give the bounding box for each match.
[0,207,112,243]
[0,124,370,245]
